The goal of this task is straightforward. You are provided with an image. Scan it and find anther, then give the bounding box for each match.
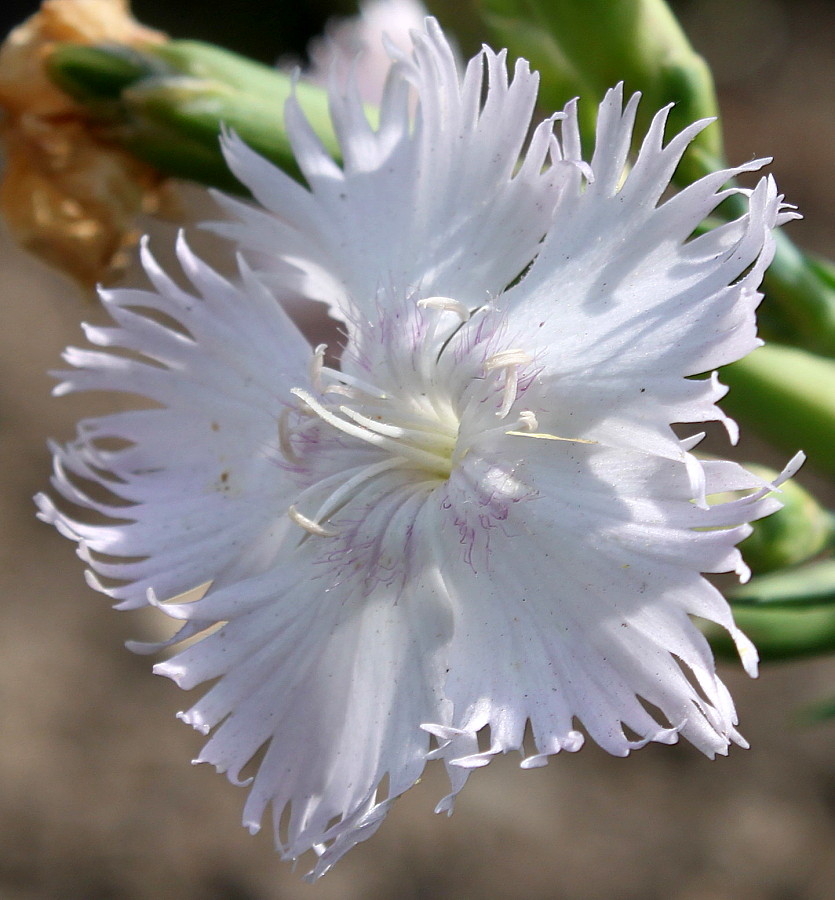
[310,344,327,391]
[518,410,539,431]
[288,504,339,537]
[417,296,471,322]
[484,349,532,371]
[484,349,533,419]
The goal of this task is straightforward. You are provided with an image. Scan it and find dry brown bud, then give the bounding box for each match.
[0,0,173,288]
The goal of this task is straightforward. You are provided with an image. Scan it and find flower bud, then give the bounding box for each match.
[714,560,835,662]
[46,37,343,192]
[124,42,340,187]
[739,466,834,574]
[721,344,835,481]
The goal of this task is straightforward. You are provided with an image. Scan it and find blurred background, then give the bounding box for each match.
[1,1,835,898]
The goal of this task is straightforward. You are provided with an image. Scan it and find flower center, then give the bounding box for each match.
[290,385,460,478]
[281,345,461,537]
[280,299,559,540]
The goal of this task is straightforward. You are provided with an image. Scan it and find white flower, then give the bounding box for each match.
[39,19,802,881]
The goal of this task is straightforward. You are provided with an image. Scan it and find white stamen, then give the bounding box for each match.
[288,504,339,537]
[290,462,380,519]
[366,408,457,438]
[484,349,533,419]
[417,296,471,322]
[497,366,519,419]
[310,344,327,391]
[338,405,407,438]
[338,405,457,452]
[287,458,406,538]
[278,408,301,463]
[291,388,453,473]
[308,457,404,528]
[319,366,389,400]
[323,384,360,399]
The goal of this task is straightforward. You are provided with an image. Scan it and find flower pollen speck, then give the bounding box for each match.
[38,18,803,880]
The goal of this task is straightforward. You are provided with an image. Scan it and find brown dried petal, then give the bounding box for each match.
[1,117,169,286]
[0,0,169,286]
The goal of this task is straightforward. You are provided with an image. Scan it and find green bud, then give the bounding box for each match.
[706,561,835,662]
[737,465,834,574]
[710,599,835,663]
[45,43,163,104]
[731,559,835,608]
[149,40,299,102]
[122,76,304,187]
[720,344,835,480]
[46,39,343,192]
[759,234,835,359]
[706,560,835,662]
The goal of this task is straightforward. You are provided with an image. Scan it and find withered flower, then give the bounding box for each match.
[0,0,171,286]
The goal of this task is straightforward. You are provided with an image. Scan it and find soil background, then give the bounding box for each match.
[2,2,835,899]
